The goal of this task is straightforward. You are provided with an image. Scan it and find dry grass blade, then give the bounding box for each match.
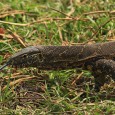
[49,7,74,18]
[71,72,84,85]
[3,76,36,90]
[0,33,13,39]
[84,10,115,15]
[67,7,75,17]
[7,30,26,47]
[0,10,26,18]
[58,26,64,45]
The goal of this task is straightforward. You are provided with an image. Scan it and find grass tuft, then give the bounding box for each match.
[0,0,115,114]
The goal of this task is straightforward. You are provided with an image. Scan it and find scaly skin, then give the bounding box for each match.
[0,41,115,91]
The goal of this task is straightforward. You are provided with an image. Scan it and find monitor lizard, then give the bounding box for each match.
[0,41,115,91]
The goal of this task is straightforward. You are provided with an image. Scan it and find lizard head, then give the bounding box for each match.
[0,46,44,70]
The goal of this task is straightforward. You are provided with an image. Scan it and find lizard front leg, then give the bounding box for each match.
[94,59,115,91]
[85,59,115,91]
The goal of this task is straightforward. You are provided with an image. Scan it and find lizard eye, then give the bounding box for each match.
[22,54,28,58]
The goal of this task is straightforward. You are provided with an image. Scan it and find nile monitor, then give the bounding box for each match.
[0,41,115,91]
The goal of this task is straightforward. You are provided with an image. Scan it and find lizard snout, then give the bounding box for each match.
[0,60,11,71]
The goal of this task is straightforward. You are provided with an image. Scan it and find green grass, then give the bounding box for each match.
[0,0,115,114]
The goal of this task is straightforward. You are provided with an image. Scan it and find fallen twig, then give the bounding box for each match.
[84,10,115,15]
[7,30,26,47]
[0,17,87,26]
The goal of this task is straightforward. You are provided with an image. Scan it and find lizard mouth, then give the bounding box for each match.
[0,60,27,71]
[11,62,28,68]
[11,60,35,68]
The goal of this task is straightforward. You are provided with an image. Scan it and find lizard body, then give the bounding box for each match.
[0,41,115,91]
